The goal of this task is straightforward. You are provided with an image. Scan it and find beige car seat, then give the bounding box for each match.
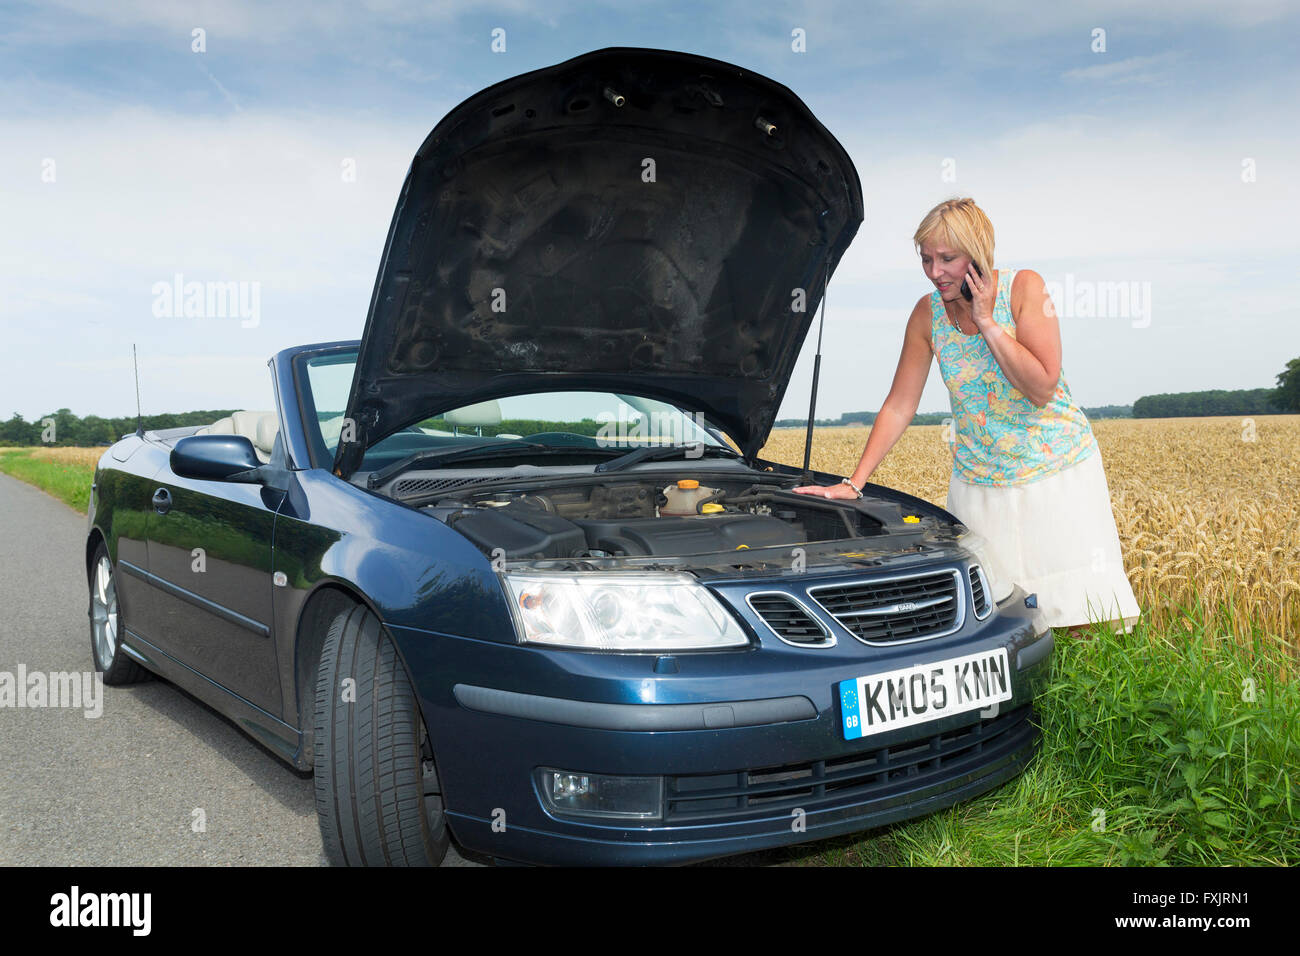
[194,410,279,464]
[444,400,501,435]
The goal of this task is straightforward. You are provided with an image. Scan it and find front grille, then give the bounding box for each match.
[747,593,831,646]
[809,569,961,644]
[664,705,1036,823]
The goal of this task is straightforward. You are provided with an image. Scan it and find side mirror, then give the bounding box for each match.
[171,435,264,482]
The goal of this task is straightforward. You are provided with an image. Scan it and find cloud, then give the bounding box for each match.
[55,353,268,371]
[876,0,1294,34]
[50,355,280,419]
[1062,52,1185,85]
[5,95,1296,420]
[0,105,425,417]
[775,109,1300,417]
[7,0,594,45]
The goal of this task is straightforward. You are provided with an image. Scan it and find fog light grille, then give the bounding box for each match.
[969,565,991,618]
[746,593,832,646]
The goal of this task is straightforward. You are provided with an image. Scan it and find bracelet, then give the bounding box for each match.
[841,477,863,498]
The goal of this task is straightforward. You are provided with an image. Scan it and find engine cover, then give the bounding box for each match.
[574,514,805,557]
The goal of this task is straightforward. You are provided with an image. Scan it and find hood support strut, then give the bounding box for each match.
[801,257,830,484]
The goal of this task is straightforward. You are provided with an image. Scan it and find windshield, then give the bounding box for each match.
[301,350,736,470]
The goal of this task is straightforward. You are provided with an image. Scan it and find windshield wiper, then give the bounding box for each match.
[594,441,741,474]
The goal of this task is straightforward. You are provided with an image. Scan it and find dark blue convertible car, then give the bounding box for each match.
[85,48,1053,865]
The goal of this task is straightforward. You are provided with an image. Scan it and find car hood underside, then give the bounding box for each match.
[334,47,864,479]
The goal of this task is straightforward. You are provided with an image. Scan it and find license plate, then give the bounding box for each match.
[837,648,1012,740]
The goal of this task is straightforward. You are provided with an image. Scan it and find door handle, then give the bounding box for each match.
[152,487,172,515]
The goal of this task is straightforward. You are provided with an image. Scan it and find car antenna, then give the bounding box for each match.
[800,259,830,484]
[133,343,144,437]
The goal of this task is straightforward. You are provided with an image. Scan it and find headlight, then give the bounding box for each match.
[501,571,750,651]
[957,532,1013,604]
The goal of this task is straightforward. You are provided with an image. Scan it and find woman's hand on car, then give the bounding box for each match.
[791,482,861,499]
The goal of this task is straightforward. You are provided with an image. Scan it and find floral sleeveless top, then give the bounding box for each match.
[930,268,1096,485]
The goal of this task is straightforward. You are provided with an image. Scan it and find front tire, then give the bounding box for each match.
[313,603,449,866]
[87,542,149,685]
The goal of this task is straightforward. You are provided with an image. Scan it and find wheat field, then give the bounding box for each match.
[26,446,106,468]
[759,416,1300,653]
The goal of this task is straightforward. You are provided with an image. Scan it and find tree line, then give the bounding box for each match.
[6,359,1298,446]
[776,405,1135,428]
[1131,388,1288,418]
[0,409,237,447]
[778,360,1300,427]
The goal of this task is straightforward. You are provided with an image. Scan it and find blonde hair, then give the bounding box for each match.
[913,198,995,277]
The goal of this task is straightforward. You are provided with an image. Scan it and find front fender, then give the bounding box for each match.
[271,468,516,725]
[274,468,513,637]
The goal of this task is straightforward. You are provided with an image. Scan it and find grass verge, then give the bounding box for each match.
[773,604,1298,866]
[0,448,97,513]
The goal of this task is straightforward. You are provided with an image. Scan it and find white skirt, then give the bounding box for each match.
[945,446,1142,632]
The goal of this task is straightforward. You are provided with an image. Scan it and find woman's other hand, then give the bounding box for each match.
[791,482,861,499]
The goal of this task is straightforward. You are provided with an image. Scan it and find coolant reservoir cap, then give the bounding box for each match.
[676,479,700,489]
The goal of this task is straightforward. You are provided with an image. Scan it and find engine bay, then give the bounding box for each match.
[418,477,933,563]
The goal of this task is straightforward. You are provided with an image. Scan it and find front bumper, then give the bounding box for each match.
[392,584,1053,865]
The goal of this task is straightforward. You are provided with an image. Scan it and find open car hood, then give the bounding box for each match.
[334,47,864,479]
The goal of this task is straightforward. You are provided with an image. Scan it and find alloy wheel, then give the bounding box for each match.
[91,555,118,667]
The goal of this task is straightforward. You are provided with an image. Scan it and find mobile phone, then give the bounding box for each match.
[960,262,984,301]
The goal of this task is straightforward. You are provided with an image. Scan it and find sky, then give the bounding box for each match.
[2,0,1298,425]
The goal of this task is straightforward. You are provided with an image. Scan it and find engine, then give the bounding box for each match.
[421,479,885,561]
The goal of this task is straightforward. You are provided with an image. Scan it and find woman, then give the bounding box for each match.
[793,197,1140,637]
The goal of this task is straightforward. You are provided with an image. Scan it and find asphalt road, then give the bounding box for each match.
[0,472,482,866]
